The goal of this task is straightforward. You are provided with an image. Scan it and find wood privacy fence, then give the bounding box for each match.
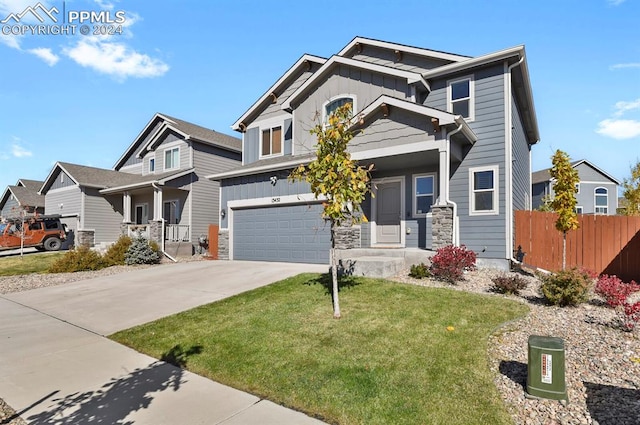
[514,211,640,282]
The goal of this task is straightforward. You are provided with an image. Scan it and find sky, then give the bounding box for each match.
[0,0,639,191]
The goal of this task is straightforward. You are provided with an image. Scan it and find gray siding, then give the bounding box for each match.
[158,136,190,171]
[119,120,163,169]
[429,64,507,259]
[1,196,19,218]
[293,65,411,153]
[512,96,531,211]
[348,45,452,74]
[350,108,437,153]
[255,66,317,122]
[220,171,312,229]
[83,188,124,243]
[45,186,82,218]
[190,143,241,241]
[49,171,74,190]
[575,182,618,215]
[574,163,615,183]
[532,182,549,210]
[244,127,259,165]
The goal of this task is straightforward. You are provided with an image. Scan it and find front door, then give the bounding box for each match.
[375,181,402,245]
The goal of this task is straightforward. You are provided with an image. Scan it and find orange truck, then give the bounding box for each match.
[0,215,67,251]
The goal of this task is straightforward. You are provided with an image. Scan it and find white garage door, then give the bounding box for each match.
[233,203,330,264]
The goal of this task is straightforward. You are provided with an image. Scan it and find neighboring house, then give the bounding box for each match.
[0,179,45,218]
[532,160,619,215]
[209,37,539,267]
[40,113,242,252]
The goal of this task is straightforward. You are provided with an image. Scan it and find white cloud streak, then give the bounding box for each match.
[596,119,640,140]
[63,37,169,81]
[613,99,640,117]
[11,143,32,157]
[610,63,640,70]
[28,47,59,66]
[608,0,626,5]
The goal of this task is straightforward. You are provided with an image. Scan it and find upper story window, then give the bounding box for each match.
[413,174,436,217]
[261,126,282,157]
[447,75,474,121]
[576,206,583,214]
[149,158,155,173]
[164,147,179,170]
[595,187,608,214]
[469,165,498,215]
[323,95,356,126]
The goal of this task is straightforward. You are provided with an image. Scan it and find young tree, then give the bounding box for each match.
[622,161,640,216]
[549,150,580,270]
[289,103,372,318]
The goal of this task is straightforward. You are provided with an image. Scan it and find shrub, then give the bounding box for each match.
[125,237,160,265]
[429,245,476,284]
[490,273,528,295]
[540,267,594,306]
[623,302,640,331]
[103,235,132,266]
[49,246,106,273]
[409,263,431,279]
[595,274,640,308]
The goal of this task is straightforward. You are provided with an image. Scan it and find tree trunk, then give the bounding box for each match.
[562,232,567,271]
[330,225,341,319]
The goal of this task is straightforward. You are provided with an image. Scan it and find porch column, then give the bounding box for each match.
[437,147,448,205]
[153,186,163,220]
[123,191,132,222]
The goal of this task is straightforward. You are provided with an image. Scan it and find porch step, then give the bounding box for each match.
[339,256,404,279]
[164,241,194,258]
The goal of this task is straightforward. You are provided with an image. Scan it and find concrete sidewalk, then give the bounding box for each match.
[0,261,328,424]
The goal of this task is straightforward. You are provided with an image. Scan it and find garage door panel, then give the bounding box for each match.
[234,203,330,264]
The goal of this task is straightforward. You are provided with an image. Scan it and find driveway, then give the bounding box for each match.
[0,260,327,424]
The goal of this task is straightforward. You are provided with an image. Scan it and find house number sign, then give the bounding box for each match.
[271,197,280,203]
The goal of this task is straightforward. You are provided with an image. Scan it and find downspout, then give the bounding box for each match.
[506,57,525,263]
[445,124,464,246]
[152,182,177,263]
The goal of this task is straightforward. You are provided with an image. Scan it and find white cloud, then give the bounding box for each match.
[596,119,640,139]
[0,32,21,49]
[610,63,640,70]
[63,37,169,80]
[11,143,32,158]
[613,99,640,117]
[608,0,626,5]
[28,47,59,66]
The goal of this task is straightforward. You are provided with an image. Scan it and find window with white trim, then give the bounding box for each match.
[135,203,149,225]
[469,165,498,215]
[164,147,179,170]
[149,158,155,173]
[261,126,282,157]
[576,206,583,214]
[413,174,436,216]
[323,96,355,125]
[595,187,608,214]
[447,75,474,121]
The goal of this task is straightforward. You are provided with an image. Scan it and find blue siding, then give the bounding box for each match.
[512,96,531,211]
[244,127,259,164]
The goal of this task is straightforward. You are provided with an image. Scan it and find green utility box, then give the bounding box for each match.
[526,335,568,401]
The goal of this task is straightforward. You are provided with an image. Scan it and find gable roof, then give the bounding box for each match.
[232,54,327,132]
[0,184,45,211]
[532,159,620,185]
[16,179,44,191]
[351,95,477,143]
[40,161,194,194]
[338,36,470,63]
[114,113,241,170]
[281,56,430,111]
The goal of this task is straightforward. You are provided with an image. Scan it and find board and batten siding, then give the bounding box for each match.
[220,171,312,229]
[512,96,531,211]
[190,143,241,241]
[293,66,411,153]
[49,170,75,190]
[426,64,508,259]
[1,196,19,218]
[119,120,164,169]
[348,45,453,74]
[83,189,124,243]
[45,186,82,218]
[255,65,319,123]
[244,118,292,165]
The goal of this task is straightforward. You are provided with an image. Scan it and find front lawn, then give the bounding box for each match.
[0,252,65,276]
[111,273,528,425]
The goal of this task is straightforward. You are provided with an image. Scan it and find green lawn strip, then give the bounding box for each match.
[111,273,528,425]
[0,252,65,276]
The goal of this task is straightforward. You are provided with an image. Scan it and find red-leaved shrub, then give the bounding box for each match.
[429,245,476,283]
[595,275,640,308]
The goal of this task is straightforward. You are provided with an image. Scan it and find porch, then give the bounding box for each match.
[125,223,190,242]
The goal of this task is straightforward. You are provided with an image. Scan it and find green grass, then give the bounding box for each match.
[111,274,528,425]
[0,252,65,276]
